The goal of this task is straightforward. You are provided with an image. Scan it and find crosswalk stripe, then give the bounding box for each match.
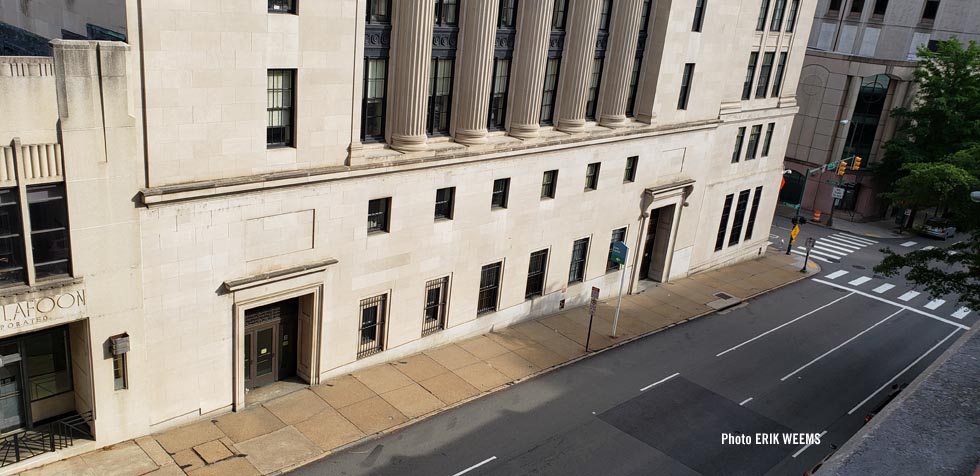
[825,270,849,279]
[921,246,935,251]
[819,238,862,250]
[924,299,945,310]
[791,249,832,263]
[951,307,971,319]
[900,241,917,247]
[898,291,920,301]
[811,246,848,257]
[848,276,872,286]
[833,233,877,245]
[815,241,860,253]
[827,235,869,247]
[807,248,844,260]
[873,283,895,293]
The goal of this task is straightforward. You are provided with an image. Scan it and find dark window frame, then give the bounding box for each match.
[728,190,751,247]
[678,63,695,110]
[498,0,518,28]
[268,0,296,14]
[872,0,888,17]
[921,0,939,21]
[491,178,511,209]
[478,262,503,315]
[770,0,787,31]
[358,293,388,359]
[693,0,707,32]
[113,353,128,391]
[762,122,775,157]
[434,187,456,220]
[488,57,512,131]
[361,57,388,142]
[434,0,459,26]
[568,237,590,283]
[755,52,775,98]
[744,187,764,240]
[742,52,759,100]
[756,0,771,31]
[541,170,558,199]
[770,52,787,97]
[785,0,801,31]
[585,57,604,121]
[427,58,455,136]
[366,0,391,23]
[267,69,296,148]
[0,187,26,286]
[585,162,601,191]
[540,57,561,125]
[732,127,746,163]
[27,183,71,280]
[607,227,627,271]
[367,197,391,234]
[552,0,569,30]
[422,276,450,336]
[624,156,638,183]
[525,249,549,299]
[745,124,762,160]
[715,194,734,251]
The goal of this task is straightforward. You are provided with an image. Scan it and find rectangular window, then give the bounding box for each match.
[268,0,295,13]
[491,178,510,209]
[692,0,707,32]
[728,190,751,246]
[498,0,517,28]
[746,125,762,160]
[423,277,449,336]
[742,52,758,100]
[714,194,734,251]
[435,0,459,25]
[585,162,601,191]
[828,0,842,12]
[540,58,561,125]
[744,186,764,240]
[434,187,455,220]
[770,52,787,97]
[367,197,391,233]
[762,122,775,156]
[756,0,771,31]
[478,262,503,315]
[525,250,548,298]
[599,0,612,32]
[607,227,627,271]
[113,353,127,390]
[541,170,558,199]
[0,188,25,285]
[366,0,391,22]
[732,127,746,163]
[25,327,72,400]
[267,69,295,148]
[872,0,888,16]
[770,0,787,31]
[678,63,695,110]
[639,0,652,33]
[427,58,454,135]
[358,294,387,358]
[922,0,939,20]
[585,58,604,121]
[568,238,590,283]
[626,59,642,116]
[785,0,800,31]
[28,184,71,279]
[362,58,387,142]
[850,0,865,16]
[755,52,774,98]
[624,156,638,182]
[552,0,569,29]
[488,58,511,130]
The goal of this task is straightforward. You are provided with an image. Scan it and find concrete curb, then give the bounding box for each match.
[270,257,822,475]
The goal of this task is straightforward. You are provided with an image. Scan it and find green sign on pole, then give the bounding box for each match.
[611,241,628,266]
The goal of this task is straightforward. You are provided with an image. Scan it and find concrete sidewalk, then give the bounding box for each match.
[16,249,816,476]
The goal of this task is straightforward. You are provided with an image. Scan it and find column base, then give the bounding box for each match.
[508,123,540,139]
[635,112,656,125]
[556,118,586,133]
[454,128,489,145]
[598,114,628,128]
[389,133,427,152]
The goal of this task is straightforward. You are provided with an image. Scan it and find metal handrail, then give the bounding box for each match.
[0,411,92,467]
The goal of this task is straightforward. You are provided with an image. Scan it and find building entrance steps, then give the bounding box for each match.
[13,249,816,476]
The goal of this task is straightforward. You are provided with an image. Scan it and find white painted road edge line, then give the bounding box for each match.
[792,431,828,458]
[780,309,904,382]
[846,328,961,415]
[812,279,970,330]
[739,397,753,406]
[716,294,854,357]
[452,456,498,476]
[641,372,680,392]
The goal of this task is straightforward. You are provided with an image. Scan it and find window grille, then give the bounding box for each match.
[525,250,548,298]
[478,262,503,315]
[423,277,449,336]
[358,294,387,358]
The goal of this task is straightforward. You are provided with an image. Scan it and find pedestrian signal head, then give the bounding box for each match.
[852,156,862,170]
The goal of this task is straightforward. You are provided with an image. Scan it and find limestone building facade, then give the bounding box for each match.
[0,0,815,470]
[785,0,980,221]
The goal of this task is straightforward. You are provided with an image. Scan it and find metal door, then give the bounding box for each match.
[245,323,277,390]
[0,344,25,433]
[640,208,661,280]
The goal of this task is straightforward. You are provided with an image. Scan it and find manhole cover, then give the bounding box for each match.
[714,292,735,300]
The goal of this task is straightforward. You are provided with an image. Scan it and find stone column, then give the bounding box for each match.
[507,0,555,139]
[631,0,672,124]
[597,0,643,127]
[554,0,602,133]
[387,0,435,152]
[830,75,862,162]
[451,0,500,145]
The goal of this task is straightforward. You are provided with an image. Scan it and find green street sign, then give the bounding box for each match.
[611,241,628,265]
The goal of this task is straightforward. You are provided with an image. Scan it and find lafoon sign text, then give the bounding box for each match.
[0,290,86,336]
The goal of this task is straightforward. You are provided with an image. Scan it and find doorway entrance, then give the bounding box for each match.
[0,325,76,434]
[639,205,676,282]
[244,299,298,392]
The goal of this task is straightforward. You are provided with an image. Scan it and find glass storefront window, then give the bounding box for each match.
[24,327,72,401]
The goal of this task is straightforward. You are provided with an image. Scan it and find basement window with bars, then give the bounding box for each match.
[422,277,449,336]
[478,262,503,315]
[267,69,295,148]
[525,249,548,299]
[358,294,387,358]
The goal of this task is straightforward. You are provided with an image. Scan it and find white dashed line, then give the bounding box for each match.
[924,299,945,310]
[848,276,872,286]
[453,457,498,476]
[951,307,971,319]
[900,241,917,247]
[739,397,753,406]
[812,280,969,330]
[825,270,849,280]
[898,291,920,302]
[716,294,855,357]
[640,372,680,392]
[792,431,828,458]
[872,283,895,293]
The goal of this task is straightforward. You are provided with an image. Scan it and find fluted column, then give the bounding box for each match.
[451,0,500,145]
[388,0,435,152]
[507,0,555,138]
[633,0,673,124]
[598,0,644,127]
[554,0,602,133]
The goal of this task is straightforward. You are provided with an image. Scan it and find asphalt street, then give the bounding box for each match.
[290,217,973,476]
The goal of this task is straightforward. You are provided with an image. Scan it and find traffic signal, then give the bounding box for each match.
[852,156,862,170]
[836,161,847,176]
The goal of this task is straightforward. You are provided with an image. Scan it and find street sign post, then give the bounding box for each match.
[786,223,801,255]
[832,187,845,199]
[609,242,629,338]
[586,286,600,352]
[801,237,816,273]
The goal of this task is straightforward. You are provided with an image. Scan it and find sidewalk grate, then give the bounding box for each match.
[714,292,735,300]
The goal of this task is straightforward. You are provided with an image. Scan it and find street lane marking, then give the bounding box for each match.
[641,372,680,392]
[924,299,945,310]
[792,250,832,263]
[780,309,903,382]
[817,240,861,252]
[846,328,961,415]
[900,241,917,247]
[807,249,845,260]
[825,270,849,280]
[951,307,971,319]
[872,283,895,293]
[812,279,970,330]
[898,291,920,301]
[848,276,872,286]
[821,237,863,249]
[833,233,877,245]
[739,397,753,406]
[452,457,498,476]
[921,246,935,251]
[791,431,828,458]
[716,293,855,357]
[812,245,848,257]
